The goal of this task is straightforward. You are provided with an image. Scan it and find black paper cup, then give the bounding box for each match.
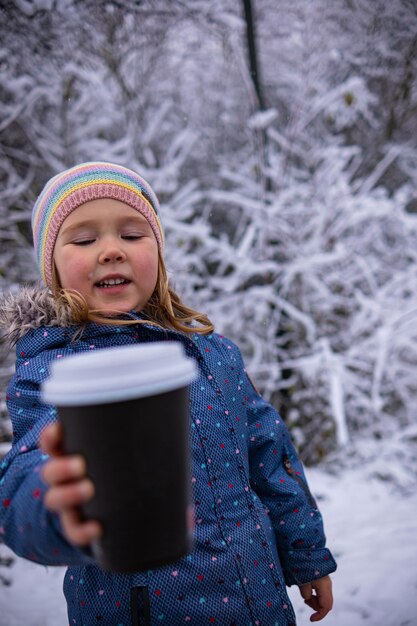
[42,342,197,573]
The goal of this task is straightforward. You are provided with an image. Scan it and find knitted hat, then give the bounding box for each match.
[31,161,164,287]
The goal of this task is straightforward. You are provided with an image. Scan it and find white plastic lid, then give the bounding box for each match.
[41,342,197,406]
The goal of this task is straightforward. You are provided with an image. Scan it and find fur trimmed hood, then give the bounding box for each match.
[0,285,75,345]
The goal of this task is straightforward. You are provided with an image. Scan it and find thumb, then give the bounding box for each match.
[39,422,64,457]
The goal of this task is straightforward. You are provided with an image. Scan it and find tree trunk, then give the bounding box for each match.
[241,0,266,111]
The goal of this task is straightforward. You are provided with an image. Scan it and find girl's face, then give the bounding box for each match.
[53,198,159,314]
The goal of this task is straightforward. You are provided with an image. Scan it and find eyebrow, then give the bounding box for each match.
[59,215,151,238]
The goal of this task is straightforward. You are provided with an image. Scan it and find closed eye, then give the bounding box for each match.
[72,239,95,246]
[121,234,143,240]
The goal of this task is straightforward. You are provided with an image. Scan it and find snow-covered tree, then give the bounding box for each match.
[1,0,417,466]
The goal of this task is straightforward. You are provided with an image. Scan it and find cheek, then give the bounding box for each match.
[135,247,159,281]
[148,257,159,287]
[56,255,92,289]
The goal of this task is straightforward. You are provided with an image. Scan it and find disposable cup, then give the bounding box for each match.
[42,341,197,572]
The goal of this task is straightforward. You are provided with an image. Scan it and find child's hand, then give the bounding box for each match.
[298,575,333,622]
[40,422,102,547]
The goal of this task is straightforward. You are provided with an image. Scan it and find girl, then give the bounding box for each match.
[0,162,336,626]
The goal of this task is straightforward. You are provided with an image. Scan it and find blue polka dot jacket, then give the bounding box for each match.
[0,288,336,626]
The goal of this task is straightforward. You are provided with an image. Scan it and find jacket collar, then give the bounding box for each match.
[0,285,76,346]
[0,285,162,347]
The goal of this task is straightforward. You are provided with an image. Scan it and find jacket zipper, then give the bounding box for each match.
[130,586,151,626]
[282,453,317,509]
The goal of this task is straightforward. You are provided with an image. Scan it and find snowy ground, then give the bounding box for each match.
[1,463,417,626]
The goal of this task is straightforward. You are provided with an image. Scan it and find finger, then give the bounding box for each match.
[42,456,87,486]
[44,478,94,512]
[299,583,312,601]
[39,422,64,457]
[310,584,333,622]
[311,605,332,622]
[61,509,102,546]
[305,596,320,611]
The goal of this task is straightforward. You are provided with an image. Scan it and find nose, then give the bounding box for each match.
[98,241,127,264]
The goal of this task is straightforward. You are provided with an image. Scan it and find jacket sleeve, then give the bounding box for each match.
[236,346,337,586]
[0,351,95,567]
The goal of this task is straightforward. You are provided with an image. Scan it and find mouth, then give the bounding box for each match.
[94,276,132,289]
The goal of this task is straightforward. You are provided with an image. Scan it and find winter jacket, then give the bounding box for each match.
[0,287,336,626]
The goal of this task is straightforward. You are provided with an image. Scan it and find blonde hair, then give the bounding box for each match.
[52,253,214,335]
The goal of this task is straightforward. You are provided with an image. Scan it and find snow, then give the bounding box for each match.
[247,108,278,130]
[288,467,417,626]
[1,464,416,626]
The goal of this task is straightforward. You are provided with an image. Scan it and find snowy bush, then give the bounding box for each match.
[1,0,417,465]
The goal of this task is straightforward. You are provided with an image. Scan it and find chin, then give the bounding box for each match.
[89,301,132,315]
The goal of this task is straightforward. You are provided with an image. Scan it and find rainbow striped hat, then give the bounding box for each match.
[32,161,164,287]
